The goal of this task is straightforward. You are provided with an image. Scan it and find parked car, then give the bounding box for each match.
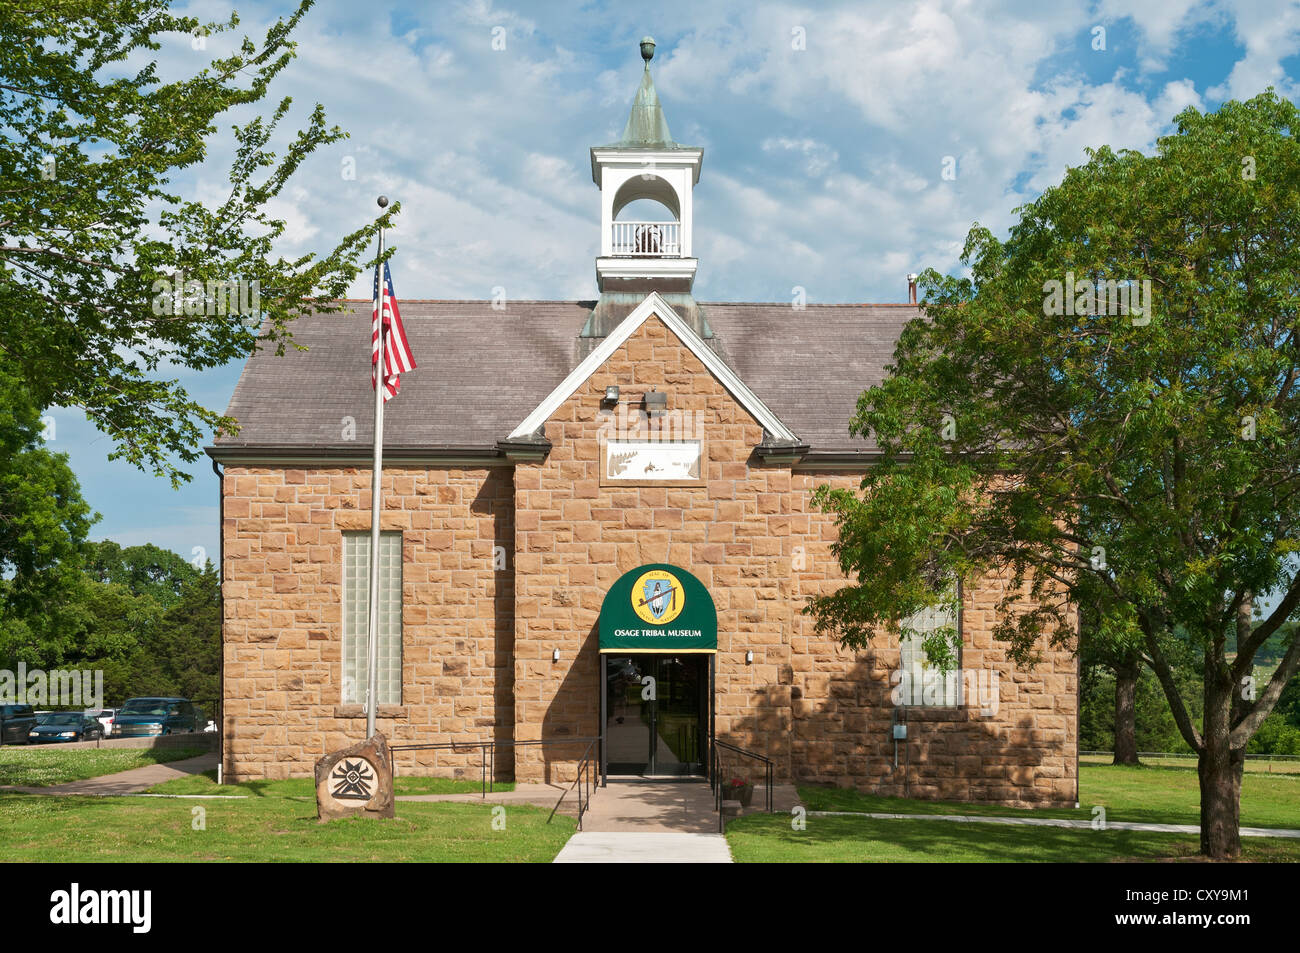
[189,706,219,733]
[113,697,200,737]
[27,711,104,743]
[84,708,117,736]
[0,704,38,745]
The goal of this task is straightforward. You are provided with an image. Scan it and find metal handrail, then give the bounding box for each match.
[547,737,599,830]
[388,740,492,795]
[710,737,775,832]
[489,738,601,829]
[389,736,601,826]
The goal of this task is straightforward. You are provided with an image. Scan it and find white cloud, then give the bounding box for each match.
[1098,0,1223,74]
[51,0,1300,551]
[1207,0,1300,101]
[761,136,839,176]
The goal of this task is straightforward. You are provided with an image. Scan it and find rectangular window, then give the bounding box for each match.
[898,588,962,707]
[342,531,402,706]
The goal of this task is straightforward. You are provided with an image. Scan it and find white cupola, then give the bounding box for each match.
[590,37,702,294]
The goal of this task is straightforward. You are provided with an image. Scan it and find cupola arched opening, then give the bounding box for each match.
[611,174,681,221]
[609,174,683,256]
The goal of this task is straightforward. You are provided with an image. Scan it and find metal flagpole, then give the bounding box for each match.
[364,195,389,740]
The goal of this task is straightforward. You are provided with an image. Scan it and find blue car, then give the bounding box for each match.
[113,697,200,737]
[27,711,105,743]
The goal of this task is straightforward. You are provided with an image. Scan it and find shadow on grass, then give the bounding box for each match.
[726,813,1219,863]
[152,770,506,799]
[796,761,1300,831]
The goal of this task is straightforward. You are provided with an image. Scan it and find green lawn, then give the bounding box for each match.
[1080,753,1300,774]
[147,769,514,798]
[725,813,1300,863]
[796,762,1300,830]
[726,762,1300,862]
[0,747,208,787]
[0,793,571,862]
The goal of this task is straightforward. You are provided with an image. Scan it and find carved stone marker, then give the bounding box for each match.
[315,732,395,822]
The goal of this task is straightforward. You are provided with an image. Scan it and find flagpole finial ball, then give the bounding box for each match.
[376,195,389,208]
[640,37,655,62]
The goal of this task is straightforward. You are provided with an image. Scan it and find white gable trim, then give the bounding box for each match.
[506,291,800,443]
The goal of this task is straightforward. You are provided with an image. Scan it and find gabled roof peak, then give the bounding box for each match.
[506,292,799,444]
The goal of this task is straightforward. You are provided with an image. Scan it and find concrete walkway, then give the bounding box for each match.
[555,831,732,862]
[397,779,801,824]
[810,810,1300,839]
[549,781,735,862]
[582,781,720,832]
[0,752,218,796]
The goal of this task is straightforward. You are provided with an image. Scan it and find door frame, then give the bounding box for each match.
[600,652,714,785]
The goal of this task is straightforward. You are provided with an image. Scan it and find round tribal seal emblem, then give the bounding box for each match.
[631,568,684,625]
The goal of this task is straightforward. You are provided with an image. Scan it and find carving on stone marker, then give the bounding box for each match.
[330,758,376,800]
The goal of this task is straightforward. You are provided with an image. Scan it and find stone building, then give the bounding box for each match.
[209,40,1078,807]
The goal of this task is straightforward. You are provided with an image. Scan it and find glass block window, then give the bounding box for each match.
[898,595,961,707]
[342,531,402,706]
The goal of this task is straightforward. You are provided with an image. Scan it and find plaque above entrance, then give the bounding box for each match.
[600,439,705,487]
[598,563,717,653]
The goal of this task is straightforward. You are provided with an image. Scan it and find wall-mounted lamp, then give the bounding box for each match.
[552,648,561,663]
[643,389,667,415]
[602,385,620,407]
[745,650,754,664]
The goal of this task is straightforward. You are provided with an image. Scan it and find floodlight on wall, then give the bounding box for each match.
[745,650,754,664]
[552,648,561,663]
[644,389,667,415]
[602,385,620,406]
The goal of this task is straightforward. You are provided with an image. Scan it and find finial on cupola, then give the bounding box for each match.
[640,36,656,65]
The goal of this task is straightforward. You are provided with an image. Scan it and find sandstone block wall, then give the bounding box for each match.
[511,315,794,784]
[220,465,514,781]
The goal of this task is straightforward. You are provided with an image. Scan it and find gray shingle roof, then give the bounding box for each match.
[703,303,917,453]
[211,299,917,456]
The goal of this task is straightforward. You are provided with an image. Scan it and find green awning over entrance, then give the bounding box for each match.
[599,563,717,653]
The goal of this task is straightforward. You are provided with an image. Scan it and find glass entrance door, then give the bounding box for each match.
[653,655,705,775]
[605,654,651,775]
[603,654,707,776]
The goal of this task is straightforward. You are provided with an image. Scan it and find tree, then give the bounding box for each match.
[0,540,218,711]
[0,0,392,486]
[65,544,211,704]
[806,90,1300,859]
[157,563,220,715]
[85,541,199,608]
[1079,604,1146,764]
[0,367,95,636]
[1080,623,1202,756]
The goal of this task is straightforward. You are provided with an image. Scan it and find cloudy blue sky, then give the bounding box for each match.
[46,0,1300,570]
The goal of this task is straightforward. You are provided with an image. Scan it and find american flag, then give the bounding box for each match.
[371,261,416,401]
